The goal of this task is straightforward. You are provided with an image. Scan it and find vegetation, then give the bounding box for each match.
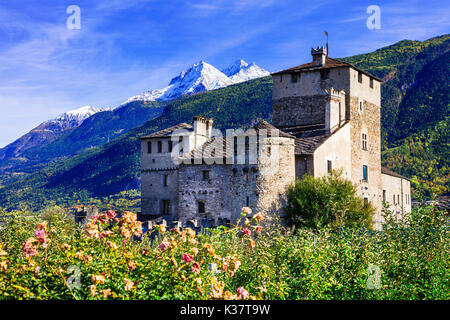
[382,118,449,195]
[285,172,374,230]
[0,203,448,300]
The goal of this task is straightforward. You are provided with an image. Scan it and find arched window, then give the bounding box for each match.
[157,141,162,153]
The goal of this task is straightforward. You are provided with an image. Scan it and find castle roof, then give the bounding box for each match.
[252,120,296,139]
[272,57,383,82]
[277,123,344,155]
[178,120,294,162]
[140,123,193,139]
[381,166,410,180]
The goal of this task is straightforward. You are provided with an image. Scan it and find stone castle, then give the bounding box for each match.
[140,47,411,230]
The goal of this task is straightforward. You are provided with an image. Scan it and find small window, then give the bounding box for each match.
[397,194,400,204]
[362,165,368,182]
[393,195,396,205]
[245,171,250,182]
[320,69,329,80]
[162,200,170,215]
[280,75,283,82]
[358,71,362,83]
[370,78,374,88]
[168,140,173,153]
[198,201,205,214]
[147,141,152,154]
[383,190,386,202]
[157,141,162,153]
[202,170,210,181]
[163,174,168,187]
[291,73,298,83]
[359,101,363,112]
[362,133,368,150]
[327,160,332,174]
[246,196,249,207]
[267,146,271,157]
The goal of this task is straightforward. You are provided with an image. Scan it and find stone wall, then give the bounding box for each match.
[177,136,295,225]
[273,95,328,127]
[177,164,232,223]
[295,155,314,179]
[348,95,382,229]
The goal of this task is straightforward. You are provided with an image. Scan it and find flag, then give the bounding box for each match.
[325,31,328,37]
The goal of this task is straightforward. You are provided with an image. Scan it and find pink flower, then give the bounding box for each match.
[106,210,116,219]
[22,238,38,257]
[34,228,47,243]
[237,287,249,299]
[242,228,251,236]
[158,241,170,251]
[181,253,194,264]
[191,262,201,274]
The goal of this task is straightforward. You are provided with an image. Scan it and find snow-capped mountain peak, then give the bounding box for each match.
[222,59,250,77]
[58,105,101,120]
[120,59,270,106]
[222,59,270,84]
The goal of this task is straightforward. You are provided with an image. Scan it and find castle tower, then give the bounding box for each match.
[271,47,384,228]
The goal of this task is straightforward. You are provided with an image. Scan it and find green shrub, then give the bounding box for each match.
[285,172,375,230]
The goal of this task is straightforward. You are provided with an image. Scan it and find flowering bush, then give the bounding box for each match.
[0,207,262,300]
[0,204,448,300]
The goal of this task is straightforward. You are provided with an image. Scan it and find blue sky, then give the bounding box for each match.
[0,0,449,147]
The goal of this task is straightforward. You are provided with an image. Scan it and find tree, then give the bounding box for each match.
[285,171,374,230]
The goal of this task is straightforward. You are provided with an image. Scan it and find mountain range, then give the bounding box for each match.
[0,35,448,210]
[120,60,269,105]
[0,59,269,174]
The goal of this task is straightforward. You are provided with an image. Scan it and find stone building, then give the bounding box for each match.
[140,47,411,230]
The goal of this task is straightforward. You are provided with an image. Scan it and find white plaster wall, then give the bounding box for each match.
[381,173,412,217]
[313,122,351,179]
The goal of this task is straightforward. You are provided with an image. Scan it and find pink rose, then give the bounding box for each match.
[191,262,201,274]
[181,253,194,264]
[158,241,170,251]
[242,228,251,236]
[106,210,117,219]
[237,287,249,299]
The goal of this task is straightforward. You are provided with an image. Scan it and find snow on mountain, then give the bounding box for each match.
[53,105,102,123]
[222,59,270,84]
[0,106,103,160]
[120,60,269,106]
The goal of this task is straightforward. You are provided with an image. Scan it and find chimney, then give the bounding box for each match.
[193,116,213,148]
[311,46,327,67]
[324,88,346,133]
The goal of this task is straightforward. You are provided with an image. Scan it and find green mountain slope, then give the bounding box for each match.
[382,117,449,195]
[0,35,448,209]
[341,34,449,144]
[0,101,163,175]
